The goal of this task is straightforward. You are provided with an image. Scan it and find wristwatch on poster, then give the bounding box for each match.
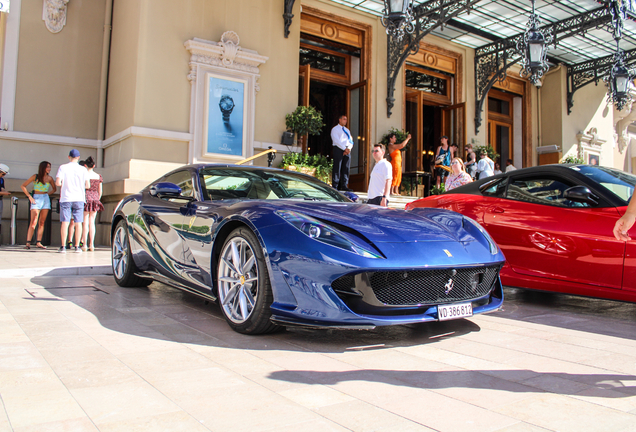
[219,95,235,123]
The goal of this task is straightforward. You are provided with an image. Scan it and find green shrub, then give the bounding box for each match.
[562,155,584,164]
[281,152,333,184]
[430,184,446,195]
[474,145,499,161]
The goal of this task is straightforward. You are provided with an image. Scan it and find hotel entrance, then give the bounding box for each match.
[299,9,371,191]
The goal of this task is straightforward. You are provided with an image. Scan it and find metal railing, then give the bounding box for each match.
[236,147,277,167]
[9,196,59,246]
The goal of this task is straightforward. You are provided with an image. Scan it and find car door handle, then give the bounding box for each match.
[490,207,504,214]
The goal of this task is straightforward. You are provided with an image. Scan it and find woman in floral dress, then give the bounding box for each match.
[81,156,104,251]
[445,157,473,191]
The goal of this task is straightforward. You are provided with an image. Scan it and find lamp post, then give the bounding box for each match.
[517,0,551,86]
[606,44,634,111]
[381,0,414,41]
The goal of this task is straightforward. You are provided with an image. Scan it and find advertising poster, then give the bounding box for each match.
[207,75,244,156]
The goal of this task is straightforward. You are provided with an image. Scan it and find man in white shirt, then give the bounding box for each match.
[56,149,90,253]
[331,115,354,191]
[367,144,392,207]
[505,158,517,172]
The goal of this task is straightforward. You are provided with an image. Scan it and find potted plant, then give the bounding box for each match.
[474,145,499,161]
[281,152,333,184]
[285,106,324,153]
[430,184,446,195]
[562,155,584,164]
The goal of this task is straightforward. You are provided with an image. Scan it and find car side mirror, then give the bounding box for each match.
[563,185,599,206]
[150,182,193,200]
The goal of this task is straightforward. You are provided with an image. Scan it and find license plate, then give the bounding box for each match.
[438,302,473,321]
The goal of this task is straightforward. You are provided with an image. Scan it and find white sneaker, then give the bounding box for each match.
[58,246,66,254]
[74,246,82,254]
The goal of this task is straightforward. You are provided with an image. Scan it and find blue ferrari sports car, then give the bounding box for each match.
[111,164,505,334]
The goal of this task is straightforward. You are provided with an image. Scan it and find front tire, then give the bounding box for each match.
[112,220,151,288]
[217,227,280,335]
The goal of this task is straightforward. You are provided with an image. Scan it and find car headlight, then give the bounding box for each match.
[462,216,498,255]
[276,210,381,258]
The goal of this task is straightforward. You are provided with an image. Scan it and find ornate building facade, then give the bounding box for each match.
[0,0,634,244]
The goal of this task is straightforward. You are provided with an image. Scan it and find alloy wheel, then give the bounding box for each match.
[112,225,128,280]
[217,237,259,324]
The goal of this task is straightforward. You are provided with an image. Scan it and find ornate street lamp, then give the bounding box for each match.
[606,44,634,111]
[381,0,415,41]
[517,0,551,86]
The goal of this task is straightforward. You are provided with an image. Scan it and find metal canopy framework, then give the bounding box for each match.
[474,5,621,133]
[385,0,482,117]
[322,0,636,131]
[567,47,636,113]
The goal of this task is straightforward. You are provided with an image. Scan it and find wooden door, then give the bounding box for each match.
[442,102,466,153]
[346,80,367,192]
[488,120,512,167]
[297,65,311,153]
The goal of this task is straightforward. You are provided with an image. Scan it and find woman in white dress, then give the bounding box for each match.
[476,151,495,179]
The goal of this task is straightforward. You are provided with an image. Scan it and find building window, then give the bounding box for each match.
[488,97,510,116]
[300,47,347,75]
[405,69,448,96]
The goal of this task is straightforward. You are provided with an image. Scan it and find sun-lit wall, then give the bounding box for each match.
[14,0,107,138]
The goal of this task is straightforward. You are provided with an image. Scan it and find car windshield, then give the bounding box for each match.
[198,167,349,202]
[570,165,635,204]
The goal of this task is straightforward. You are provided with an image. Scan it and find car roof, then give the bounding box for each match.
[445,164,625,206]
[160,163,294,178]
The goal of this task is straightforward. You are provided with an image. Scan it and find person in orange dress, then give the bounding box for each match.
[387,133,411,195]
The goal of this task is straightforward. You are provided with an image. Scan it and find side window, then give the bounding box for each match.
[480,178,508,197]
[506,177,589,207]
[163,171,194,198]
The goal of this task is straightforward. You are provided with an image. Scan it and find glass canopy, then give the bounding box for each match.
[327,0,636,65]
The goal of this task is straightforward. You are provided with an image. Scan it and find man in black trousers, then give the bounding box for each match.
[330,115,354,191]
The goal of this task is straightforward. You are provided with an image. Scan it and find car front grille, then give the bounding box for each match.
[332,265,501,307]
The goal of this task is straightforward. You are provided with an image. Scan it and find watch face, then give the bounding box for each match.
[220,96,234,111]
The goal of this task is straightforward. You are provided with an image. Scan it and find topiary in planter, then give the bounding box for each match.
[285,106,325,151]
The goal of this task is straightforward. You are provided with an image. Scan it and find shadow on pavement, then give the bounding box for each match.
[496,287,636,342]
[24,277,481,354]
[267,368,636,397]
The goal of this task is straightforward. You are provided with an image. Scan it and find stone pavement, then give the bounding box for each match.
[0,245,112,278]
[1,246,636,431]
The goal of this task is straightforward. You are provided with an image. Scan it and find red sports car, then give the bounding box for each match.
[405,164,636,302]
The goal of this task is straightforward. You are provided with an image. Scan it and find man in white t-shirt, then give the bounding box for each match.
[367,143,392,207]
[56,149,90,253]
[505,158,517,172]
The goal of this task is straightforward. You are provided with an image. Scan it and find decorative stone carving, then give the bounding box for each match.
[219,31,241,66]
[42,0,70,34]
[184,37,268,87]
[576,126,606,161]
[613,98,636,154]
